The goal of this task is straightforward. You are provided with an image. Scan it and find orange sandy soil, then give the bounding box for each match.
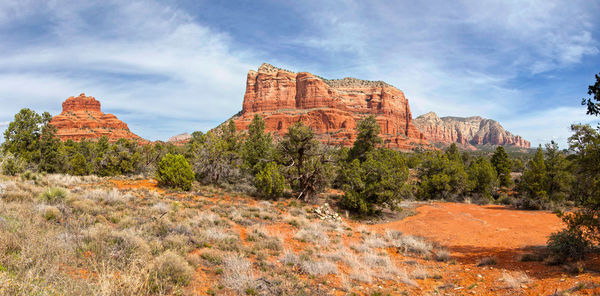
[366,203,600,295]
[109,180,600,295]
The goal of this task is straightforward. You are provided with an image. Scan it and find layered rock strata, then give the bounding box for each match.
[413,112,530,149]
[49,93,143,142]
[232,63,428,150]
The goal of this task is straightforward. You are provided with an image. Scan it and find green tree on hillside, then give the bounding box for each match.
[156,154,195,191]
[491,146,513,187]
[242,115,273,174]
[278,122,334,200]
[348,116,382,162]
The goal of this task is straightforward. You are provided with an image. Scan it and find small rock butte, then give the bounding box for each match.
[232,63,428,150]
[49,93,143,142]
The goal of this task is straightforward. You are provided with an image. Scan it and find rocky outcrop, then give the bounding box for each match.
[49,93,143,142]
[167,133,192,146]
[232,63,428,150]
[413,112,530,149]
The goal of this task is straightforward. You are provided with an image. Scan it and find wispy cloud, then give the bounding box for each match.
[0,0,256,140]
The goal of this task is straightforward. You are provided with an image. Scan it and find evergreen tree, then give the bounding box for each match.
[156,154,195,191]
[520,145,548,200]
[445,143,461,162]
[544,141,573,203]
[467,156,497,198]
[2,109,51,163]
[491,146,513,187]
[39,124,62,173]
[278,122,334,200]
[242,115,273,174]
[339,148,409,214]
[348,116,382,161]
[417,151,470,200]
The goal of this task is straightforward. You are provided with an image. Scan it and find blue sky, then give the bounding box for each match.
[0,0,599,147]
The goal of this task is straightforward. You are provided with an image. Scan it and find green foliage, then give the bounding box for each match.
[69,153,89,176]
[156,154,195,191]
[38,124,61,173]
[242,115,273,175]
[581,72,600,116]
[188,129,242,185]
[445,143,461,162]
[348,116,382,162]
[278,122,334,200]
[40,187,68,203]
[519,146,548,202]
[1,152,25,176]
[339,149,409,214]
[544,141,573,203]
[417,151,470,200]
[2,108,52,163]
[255,162,285,199]
[491,146,513,187]
[467,157,497,198]
[547,228,589,262]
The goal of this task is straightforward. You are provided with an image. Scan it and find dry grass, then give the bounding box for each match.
[500,271,531,289]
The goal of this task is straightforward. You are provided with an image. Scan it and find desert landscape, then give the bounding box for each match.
[2,1,600,296]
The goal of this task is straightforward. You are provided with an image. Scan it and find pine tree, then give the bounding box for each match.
[242,115,273,174]
[491,146,513,187]
[348,115,382,161]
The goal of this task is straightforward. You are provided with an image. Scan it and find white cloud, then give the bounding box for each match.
[0,0,256,140]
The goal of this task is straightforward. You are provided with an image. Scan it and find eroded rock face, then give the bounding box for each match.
[413,112,530,149]
[233,63,428,150]
[49,93,143,142]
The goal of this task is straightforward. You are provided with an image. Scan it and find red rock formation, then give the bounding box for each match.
[232,63,428,150]
[49,93,143,142]
[413,112,530,149]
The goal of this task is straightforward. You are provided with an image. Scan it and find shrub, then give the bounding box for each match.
[339,149,409,215]
[156,154,195,191]
[148,251,194,293]
[1,153,25,176]
[546,229,589,262]
[43,206,61,221]
[255,162,285,199]
[40,187,68,203]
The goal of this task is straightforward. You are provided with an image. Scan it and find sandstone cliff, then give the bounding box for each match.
[49,93,143,142]
[413,112,530,149]
[232,63,428,150]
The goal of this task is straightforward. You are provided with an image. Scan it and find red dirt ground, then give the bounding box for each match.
[366,202,600,295]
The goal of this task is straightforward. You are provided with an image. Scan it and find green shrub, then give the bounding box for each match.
[547,229,589,262]
[1,153,25,176]
[255,162,285,199]
[339,149,409,215]
[40,187,68,203]
[156,154,195,191]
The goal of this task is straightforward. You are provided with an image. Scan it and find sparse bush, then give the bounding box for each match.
[147,251,194,293]
[39,187,68,203]
[255,162,285,199]
[546,228,589,262]
[42,206,61,221]
[222,255,256,293]
[477,257,497,266]
[300,259,338,275]
[156,154,195,191]
[1,153,25,176]
[500,271,530,289]
[393,235,432,256]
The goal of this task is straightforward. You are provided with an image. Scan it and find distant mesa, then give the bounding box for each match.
[49,93,143,142]
[230,63,429,150]
[167,133,192,145]
[413,112,531,149]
